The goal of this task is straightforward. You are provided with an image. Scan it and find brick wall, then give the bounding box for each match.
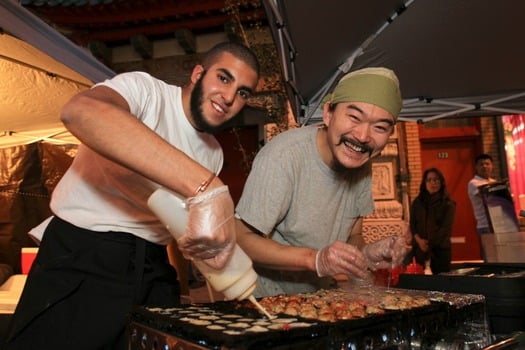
[480,117,502,179]
[404,121,423,204]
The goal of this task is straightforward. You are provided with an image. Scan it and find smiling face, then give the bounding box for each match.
[320,101,395,170]
[188,52,258,133]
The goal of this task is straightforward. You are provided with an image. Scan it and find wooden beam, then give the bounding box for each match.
[70,9,266,45]
[130,34,153,59]
[175,28,196,54]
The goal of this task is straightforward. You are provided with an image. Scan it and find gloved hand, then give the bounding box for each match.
[176,186,236,270]
[362,234,411,270]
[315,241,369,279]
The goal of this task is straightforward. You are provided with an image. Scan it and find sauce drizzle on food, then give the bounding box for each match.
[248,295,275,319]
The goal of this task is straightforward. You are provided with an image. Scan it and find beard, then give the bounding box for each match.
[331,154,373,182]
[190,71,232,134]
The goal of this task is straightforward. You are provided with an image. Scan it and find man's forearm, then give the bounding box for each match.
[235,219,316,271]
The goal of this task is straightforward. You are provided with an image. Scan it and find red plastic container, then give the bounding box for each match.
[404,257,424,274]
[21,247,38,274]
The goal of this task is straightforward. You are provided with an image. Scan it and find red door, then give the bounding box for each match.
[420,140,482,261]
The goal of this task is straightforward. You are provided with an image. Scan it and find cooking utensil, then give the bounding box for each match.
[440,267,479,276]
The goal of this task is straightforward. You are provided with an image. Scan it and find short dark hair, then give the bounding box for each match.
[202,41,260,78]
[475,153,493,164]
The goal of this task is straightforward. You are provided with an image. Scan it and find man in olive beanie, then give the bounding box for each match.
[234,67,410,297]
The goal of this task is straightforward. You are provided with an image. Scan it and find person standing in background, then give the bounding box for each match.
[468,154,497,235]
[409,168,456,274]
[467,154,497,261]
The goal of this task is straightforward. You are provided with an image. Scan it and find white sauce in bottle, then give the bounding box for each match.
[147,188,259,301]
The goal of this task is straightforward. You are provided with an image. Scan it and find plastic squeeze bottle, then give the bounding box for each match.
[147,188,258,301]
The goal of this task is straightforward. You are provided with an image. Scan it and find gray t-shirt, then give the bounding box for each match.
[236,125,374,296]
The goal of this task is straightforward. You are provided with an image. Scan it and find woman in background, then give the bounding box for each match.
[409,168,456,274]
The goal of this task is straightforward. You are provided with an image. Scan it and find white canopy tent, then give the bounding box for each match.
[262,0,525,125]
[0,0,114,148]
[0,2,116,275]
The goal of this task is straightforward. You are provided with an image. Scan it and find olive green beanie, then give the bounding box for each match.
[323,67,402,119]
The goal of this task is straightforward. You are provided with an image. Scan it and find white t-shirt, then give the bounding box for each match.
[467,175,496,230]
[50,72,223,245]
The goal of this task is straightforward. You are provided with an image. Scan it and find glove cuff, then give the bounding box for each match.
[186,185,229,206]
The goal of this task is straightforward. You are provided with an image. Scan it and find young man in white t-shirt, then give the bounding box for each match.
[467,154,496,234]
[5,42,259,350]
[467,153,496,261]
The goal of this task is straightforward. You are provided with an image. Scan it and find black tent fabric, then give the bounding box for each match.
[262,0,525,124]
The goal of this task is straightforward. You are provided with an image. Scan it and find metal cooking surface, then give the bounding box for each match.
[397,263,525,335]
[447,263,525,277]
[128,287,490,349]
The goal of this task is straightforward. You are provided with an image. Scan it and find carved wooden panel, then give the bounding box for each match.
[372,162,395,200]
[362,218,405,243]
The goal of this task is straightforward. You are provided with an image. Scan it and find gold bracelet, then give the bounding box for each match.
[194,172,216,195]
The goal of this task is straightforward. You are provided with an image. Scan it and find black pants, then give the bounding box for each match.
[407,245,451,274]
[4,217,180,350]
[429,248,451,274]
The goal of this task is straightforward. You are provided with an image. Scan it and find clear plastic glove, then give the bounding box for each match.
[362,234,411,270]
[176,186,236,270]
[315,240,368,279]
